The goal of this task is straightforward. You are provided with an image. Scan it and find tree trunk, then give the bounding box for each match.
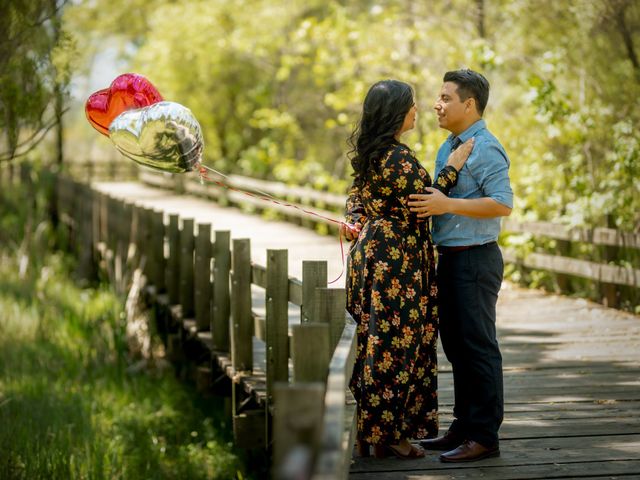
[49,0,64,230]
[612,0,640,83]
[476,0,486,39]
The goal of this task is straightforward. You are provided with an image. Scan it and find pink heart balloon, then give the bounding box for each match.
[85,73,163,136]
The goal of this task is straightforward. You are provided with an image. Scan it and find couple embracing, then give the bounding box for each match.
[343,69,513,462]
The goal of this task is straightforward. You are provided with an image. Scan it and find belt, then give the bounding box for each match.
[437,241,496,254]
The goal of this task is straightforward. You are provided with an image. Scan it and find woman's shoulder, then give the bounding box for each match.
[383,143,416,163]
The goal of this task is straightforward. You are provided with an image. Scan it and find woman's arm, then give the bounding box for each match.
[432,138,474,195]
[342,182,366,240]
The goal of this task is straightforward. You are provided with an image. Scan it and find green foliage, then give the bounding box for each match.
[0,0,76,161]
[60,0,638,230]
[0,175,252,479]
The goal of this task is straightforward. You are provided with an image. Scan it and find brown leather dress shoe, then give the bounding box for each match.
[419,431,465,451]
[440,440,500,463]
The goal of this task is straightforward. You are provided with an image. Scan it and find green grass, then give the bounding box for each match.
[0,173,256,480]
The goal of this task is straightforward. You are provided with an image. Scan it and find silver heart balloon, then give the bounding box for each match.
[109,101,204,173]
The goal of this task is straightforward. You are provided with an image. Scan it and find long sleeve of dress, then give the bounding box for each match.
[432,165,459,195]
[345,183,367,225]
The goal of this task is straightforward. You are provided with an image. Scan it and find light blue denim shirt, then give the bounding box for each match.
[432,119,513,247]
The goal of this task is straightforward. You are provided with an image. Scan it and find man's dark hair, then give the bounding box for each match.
[443,69,490,115]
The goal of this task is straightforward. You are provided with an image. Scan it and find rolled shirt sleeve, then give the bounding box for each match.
[467,141,513,209]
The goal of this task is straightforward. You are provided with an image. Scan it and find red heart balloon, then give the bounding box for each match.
[85,73,164,136]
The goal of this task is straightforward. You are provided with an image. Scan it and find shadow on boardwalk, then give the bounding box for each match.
[351,286,640,479]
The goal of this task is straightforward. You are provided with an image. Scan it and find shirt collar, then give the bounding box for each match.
[447,119,486,144]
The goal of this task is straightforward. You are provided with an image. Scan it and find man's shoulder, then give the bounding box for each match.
[474,129,509,160]
[475,128,503,148]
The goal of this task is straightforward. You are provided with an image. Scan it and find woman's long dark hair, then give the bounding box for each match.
[347,80,415,188]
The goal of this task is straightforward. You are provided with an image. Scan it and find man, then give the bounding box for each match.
[407,69,513,463]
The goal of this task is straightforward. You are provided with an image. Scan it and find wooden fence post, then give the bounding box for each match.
[77,184,96,281]
[266,249,289,401]
[98,192,109,258]
[180,218,195,318]
[273,382,325,479]
[212,230,231,351]
[136,204,151,281]
[195,223,212,331]
[141,207,156,282]
[166,213,181,305]
[107,196,119,261]
[292,323,330,382]
[555,238,571,293]
[121,201,133,266]
[313,288,347,355]
[302,261,328,323]
[231,238,252,371]
[129,202,143,269]
[601,215,620,308]
[150,210,166,291]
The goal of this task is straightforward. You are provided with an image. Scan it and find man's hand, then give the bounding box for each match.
[341,222,362,241]
[408,188,451,218]
[409,191,512,219]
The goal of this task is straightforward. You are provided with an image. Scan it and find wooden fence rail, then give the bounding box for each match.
[138,168,639,310]
[49,170,357,479]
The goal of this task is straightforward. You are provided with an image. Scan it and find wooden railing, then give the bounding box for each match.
[138,169,344,232]
[65,159,139,182]
[51,171,358,479]
[138,168,640,310]
[501,220,640,308]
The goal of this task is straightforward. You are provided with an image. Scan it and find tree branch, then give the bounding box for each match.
[0,109,68,163]
[0,0,69,51]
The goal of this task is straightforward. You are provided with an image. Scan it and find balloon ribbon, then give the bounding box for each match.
[196,164,353,285]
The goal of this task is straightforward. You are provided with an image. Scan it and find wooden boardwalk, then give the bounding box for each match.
[95,181,640,480]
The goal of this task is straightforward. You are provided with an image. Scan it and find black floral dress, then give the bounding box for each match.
[345,143,458,445]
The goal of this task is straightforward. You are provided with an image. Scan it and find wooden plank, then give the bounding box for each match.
[252,312,264,342]
[350,459,640,480]
[150,209,166,291]
[487,416,640,439]
[166,213,181,305]
[302,261,328,323]
[223,173,346,208]
[502,218,640,249]
[212,230,231,351]
[435,385,640,404]
[314,287,347,353]
[107,195,119,260]
[594,227,640,250]
[266,249,289,401]
[350,434,640,474]
[252,263,267,288]
[121,201,134,265]
[194,223,212,331]
[314,316,357,480]
[141,208,157,286]
[231,238,252,371]
[179,217,195,317]
[504,250,640,288]
[77,185,96,281]
[254,267,303,306]
[233,409,267,450]
[289,277,303,306]
[292,323,330,382]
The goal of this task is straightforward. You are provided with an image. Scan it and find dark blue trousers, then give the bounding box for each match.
[437,242,504,447]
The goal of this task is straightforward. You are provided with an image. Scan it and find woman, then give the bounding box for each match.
[343,80,472,459]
